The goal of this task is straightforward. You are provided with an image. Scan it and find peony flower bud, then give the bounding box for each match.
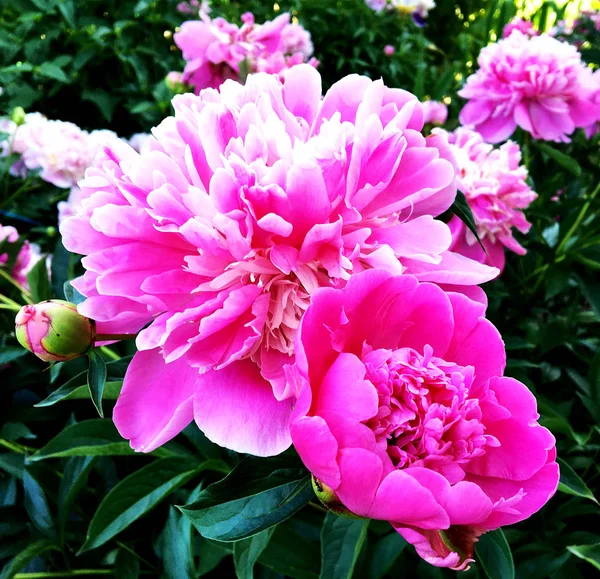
[311,476,363,519]
[10,106,26,126]
[384,45,396,56]
[165,71,187,94]
[15,300,95,362]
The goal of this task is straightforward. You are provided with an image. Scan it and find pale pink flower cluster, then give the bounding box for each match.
[0,223,42,288]
[422,100,448,125]
[502,17,538,38]
[4,114,119,188]
[365,0,436,25]
[436,127,537,271]
[174,12,317,94]
[459,31,600,143]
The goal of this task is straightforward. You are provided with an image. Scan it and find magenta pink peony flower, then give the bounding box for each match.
[60,66,497,456]
[174,12,317,94]
[502,17,538,38]
[422,100,448,125]
[459,31,600,143]
[436,127,537,271]
[0,223,42,288]
[290,269,559,569]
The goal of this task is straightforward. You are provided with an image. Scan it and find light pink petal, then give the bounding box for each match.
[114,349,197,452]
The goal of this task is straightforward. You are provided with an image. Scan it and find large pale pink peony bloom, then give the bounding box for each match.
[61,66,496,457]
[459,31,600,143]
[174,12,317,94]
[422,100,448,125]
[290,269,559,570]
[437,127,537,271]
[0,224,42,288]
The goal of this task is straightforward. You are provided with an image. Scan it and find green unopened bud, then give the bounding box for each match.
[15,300,95,362]
[11,106,26,126]
[311,475,363,519]
[165,71,188,94]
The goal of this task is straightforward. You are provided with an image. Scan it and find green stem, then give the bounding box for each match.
[0,303,21,311]
[0,438,33,454]
[0,268,33,303]
[556,181,600,256]
[0,293,21,308]
[99,346,120,361]
[14,571,113,578]
[95,334,137,342]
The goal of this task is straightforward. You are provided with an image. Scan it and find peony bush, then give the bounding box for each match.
[1,1,600,578]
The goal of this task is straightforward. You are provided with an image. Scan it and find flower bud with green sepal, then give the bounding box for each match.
[15,300,95,362]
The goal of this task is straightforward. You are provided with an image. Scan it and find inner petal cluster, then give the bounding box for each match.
[363,345,496,481]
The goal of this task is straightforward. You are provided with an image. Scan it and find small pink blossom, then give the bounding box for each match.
[61,66,496,456]
[502,18,538,38]
[422,100,448,125]
[290,269,559,570]
[174,12,317,94]
[384,45,396,56]
[437,127,537,272]
[459,31,600,143]
[0,223,42,288]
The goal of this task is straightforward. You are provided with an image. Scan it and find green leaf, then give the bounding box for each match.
[23,468,53,535]
[38,61,70,83]
[557,458,598,503]
[50,237,73,299]
[368,532,407,579]
[179,456,313,542]
[157,507,195,579]
[0,539,59,579]
[567,544,600,571]
[450,191,485,251]
[575,274,600,319]
[26,256,50,303]
[0,347,27,366]
[29,419,171,461]
[115,548,140,579]
[87,350,107,417]
[80,458,221,552]
[82,89,118,122]
[58,456,96,535]
[197,540,233,576]
[535,142,582,176]
[0,423,35,441]
[475,529,514,579]
[234,528,275,579]
[320,512,369,579]
[63,280,86,305]
[0,455,24,480]
[57,0,75,27]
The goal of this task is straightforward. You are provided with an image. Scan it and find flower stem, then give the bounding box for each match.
[99,346,120,361]
[95,334,137,342]
[0,268,33,303]
[556,181,600,256]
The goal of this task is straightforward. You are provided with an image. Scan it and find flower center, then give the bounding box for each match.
[363,345,494,480]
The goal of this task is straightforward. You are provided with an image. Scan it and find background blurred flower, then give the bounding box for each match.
[422,100,447,125]
[459,31,600,143]
[502,17,538,38]
[436,126,537,272]
[0,223,42,289]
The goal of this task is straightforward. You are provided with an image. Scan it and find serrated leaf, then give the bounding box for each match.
[26,257,50,303]
[87,350,107,417]
[320,512,369,579]
[475,529,514,579]
[29,419,172,461]
[234,528,275,579]
[80,458,225,552]
[567,543,600,571]
[179,456,313,542]
[557,458,598,503]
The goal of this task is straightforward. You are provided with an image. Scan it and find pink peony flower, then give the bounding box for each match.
[436,127,537,272]
[366,0,388,11]
[61,66,497,456]
[9,115,119,188]
[290,269,559,569]
[0,223,42,288]
[502,18,538,38]
[459,31,600,143]
[384,45,396,56]
[174,12,317,94]
[422,100,448,125]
